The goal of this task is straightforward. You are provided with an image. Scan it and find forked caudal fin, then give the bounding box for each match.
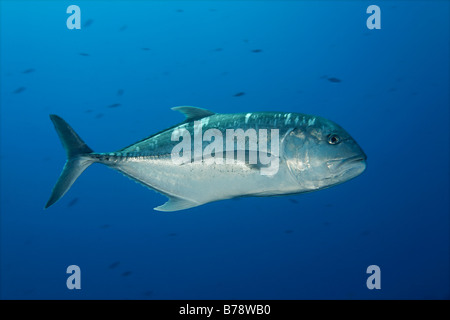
[45,115,95,209]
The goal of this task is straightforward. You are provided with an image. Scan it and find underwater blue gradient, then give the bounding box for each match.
[0,0,448,299]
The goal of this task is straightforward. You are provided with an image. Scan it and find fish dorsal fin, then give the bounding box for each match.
[171,106,215,121]
[154,195,201,212]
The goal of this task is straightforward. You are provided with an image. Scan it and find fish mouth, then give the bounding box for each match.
[327,154,367,179]
[343,155,367,165]
[339,155,367,177]
[329,154,366,169]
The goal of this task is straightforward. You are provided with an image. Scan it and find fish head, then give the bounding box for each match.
[283,115,366,191]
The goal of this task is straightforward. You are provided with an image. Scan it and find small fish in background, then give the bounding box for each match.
[95,113,104,119]
[243,39,249,43]
[85,109,93,113]
[117,89,124,96]
[168,233,178,237]
[118,25,127,32]
[233,92,245,97]
[122,271,132,277]
[284,230,294,234]
[22,68,35,74]
[100,224,110,229]
[251,49,262,53]
[141,47,150,51]
[67,197,79,207]
[83,19,94,27]
[23,289,35,295]
[107,103,121,108]
[109,261,120,269]
[327,77,341,83]
[176,9,184,13]
[214,48,223,52]
[13,87,26,94]
[79,53,90,57]
[288,198,298,204]
[143,290,153,297]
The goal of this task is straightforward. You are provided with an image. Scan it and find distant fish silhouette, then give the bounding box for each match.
[83,19,94,27]
[168,233,178,237]
[109,261,120,269]
[284,230,294,234]
[214,48,223,52]
[100,224,110,229]
[22,68,35,74]
[85,109,93,113]
[327,77,341,83]
[23,289,35,295]
[251,49,262,53]
[176,9,184,12]
[13,87,26,94]
[107,103,121,108]
[117,89,124,96]
[119,25,128,32]
[79,53,90,57]
[233,92,245,97]
[67,198,79,207]
[122,271,132,277]
[141,47,150,51]
[95,113,104,119]
[143,290,153,297]
[288,198,298,204]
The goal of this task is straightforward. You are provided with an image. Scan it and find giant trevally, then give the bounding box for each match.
[45,106,366,211]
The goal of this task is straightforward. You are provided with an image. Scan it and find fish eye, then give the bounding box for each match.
[327,134,341,145]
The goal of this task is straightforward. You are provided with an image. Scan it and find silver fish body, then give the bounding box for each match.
[45,107,366,211]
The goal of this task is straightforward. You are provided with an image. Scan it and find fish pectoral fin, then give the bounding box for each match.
[171,106,215,121]
[154,196,201,212]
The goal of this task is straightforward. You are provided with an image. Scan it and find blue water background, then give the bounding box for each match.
[0,0,449,299]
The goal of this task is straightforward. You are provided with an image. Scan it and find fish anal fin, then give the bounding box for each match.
[154,196,201,212]
[171,106,215,121]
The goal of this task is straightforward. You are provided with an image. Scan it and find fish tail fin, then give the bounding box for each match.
[45,115,95,209]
